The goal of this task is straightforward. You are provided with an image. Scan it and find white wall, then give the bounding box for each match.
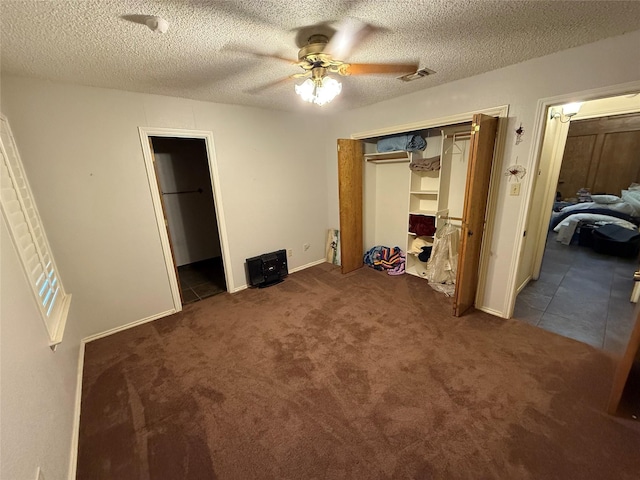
[1,77,329,337]
[325,29,640,317]
[1,216,82,480]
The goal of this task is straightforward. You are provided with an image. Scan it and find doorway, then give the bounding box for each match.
[513,92,640,351]
[150,137,226,304]
[139,127,233,312]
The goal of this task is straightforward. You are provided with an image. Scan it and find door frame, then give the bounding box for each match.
[139,127,233,311]
[350,105,510,315]
[511,79,640,317]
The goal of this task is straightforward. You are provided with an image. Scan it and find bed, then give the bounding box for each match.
[550,188,640,232]
[549,186,640,251]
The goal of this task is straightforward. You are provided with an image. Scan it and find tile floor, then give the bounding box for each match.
[177,257,226,304]
[514,232,638,353]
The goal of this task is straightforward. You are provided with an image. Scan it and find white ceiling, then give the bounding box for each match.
[2,1,640,114]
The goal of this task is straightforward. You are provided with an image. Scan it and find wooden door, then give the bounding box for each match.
[557,135,596,200]
[557,113,640,199]
[337,139,363,273]
[454,114,498,317]
[608,303,640,414]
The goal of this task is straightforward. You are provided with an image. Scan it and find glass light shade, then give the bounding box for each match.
[294,78,317,103]
[562,102,583,117]
[295,76,342,106]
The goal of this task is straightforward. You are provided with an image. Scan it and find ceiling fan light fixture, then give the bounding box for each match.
[295,76,342,106]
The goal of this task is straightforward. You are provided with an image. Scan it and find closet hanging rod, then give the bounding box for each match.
[439,215,463,221]
[162,188,204,195]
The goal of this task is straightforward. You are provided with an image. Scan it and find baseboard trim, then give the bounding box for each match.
[516,275,532,294]
[289,258,326,274]
[68,339,86,480]
[477,305,508,319]
[83,309,176,344]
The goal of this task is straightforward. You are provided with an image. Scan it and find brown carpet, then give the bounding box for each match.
[77,263,640,479]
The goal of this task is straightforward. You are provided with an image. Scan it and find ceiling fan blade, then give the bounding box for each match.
[343,63,419,76]
[246,76,296,94]
[325,18,373,60]
[227,45,298,65]
[252,52,299,64]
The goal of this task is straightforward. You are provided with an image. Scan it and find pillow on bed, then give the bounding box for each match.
[622,190,640,216]
[591,194,622,204]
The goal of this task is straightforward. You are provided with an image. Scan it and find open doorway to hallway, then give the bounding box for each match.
[150,136,227,304]
[513,92,640,353]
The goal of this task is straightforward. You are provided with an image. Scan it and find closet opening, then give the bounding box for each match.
[149,136,227,305]
[338,108,506,317]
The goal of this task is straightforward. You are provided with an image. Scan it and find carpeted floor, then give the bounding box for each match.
[77,263,640,479]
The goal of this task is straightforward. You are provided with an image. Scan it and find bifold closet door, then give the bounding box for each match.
[454,114,498,317]
[337,139,363,274]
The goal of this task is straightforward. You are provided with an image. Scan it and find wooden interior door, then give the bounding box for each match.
[337,139,364,273]
[557,135,596,200]
[608,302,640,414]
[557,113,640,199]
[454,114,498,317]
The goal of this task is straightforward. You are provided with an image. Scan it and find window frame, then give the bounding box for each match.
[0,114,71,345]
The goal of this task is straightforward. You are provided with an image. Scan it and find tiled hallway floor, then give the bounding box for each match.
[514,233,638,353]
[177,257,226,304]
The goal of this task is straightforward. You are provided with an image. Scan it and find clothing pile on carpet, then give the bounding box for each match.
[363,246,405,275]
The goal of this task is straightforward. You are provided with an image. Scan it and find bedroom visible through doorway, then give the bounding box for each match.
[149,136,227,304]
[513,92,640,352]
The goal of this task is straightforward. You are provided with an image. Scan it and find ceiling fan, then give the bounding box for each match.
[244,19,420,105]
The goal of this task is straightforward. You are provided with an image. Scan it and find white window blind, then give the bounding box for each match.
[1,114,71,345]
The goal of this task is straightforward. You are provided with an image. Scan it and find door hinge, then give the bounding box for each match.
[164,218,169,228]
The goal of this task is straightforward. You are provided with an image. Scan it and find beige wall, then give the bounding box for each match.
[1,77,329,336]
[325,29,640,317]
[1,217,83,480]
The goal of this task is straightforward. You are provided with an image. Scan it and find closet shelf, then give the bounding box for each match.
[410,190,438,195]
[409,210,438,216]
[364,150,415,163]
[408,231,434,237]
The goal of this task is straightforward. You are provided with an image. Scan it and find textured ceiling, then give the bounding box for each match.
[2,1,640,113]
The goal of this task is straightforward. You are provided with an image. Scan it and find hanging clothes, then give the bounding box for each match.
[424,223,460,296]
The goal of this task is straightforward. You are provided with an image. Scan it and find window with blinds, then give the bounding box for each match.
[1,114,71,345]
